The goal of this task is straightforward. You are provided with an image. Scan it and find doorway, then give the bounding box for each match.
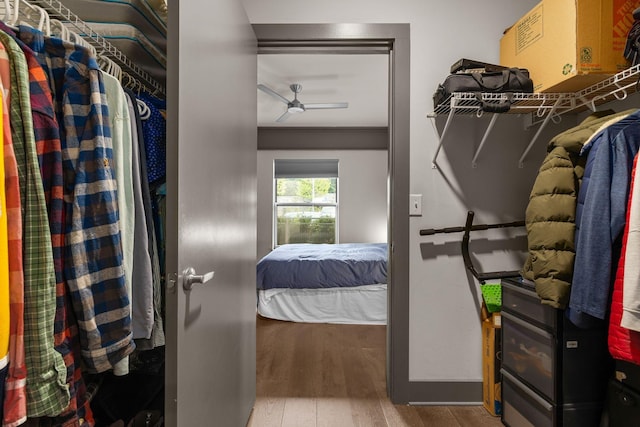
[253,23,410,403]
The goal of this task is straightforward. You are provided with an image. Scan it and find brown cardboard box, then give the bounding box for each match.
[482,312,502,416]
[500,0,640,93]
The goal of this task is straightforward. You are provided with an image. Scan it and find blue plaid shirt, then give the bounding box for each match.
[18,26,135,374]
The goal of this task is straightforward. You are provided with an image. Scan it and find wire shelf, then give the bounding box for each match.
[430,64,640,119]
[32,0,165,96]
[428,65,640,167]
[430,92,576,117]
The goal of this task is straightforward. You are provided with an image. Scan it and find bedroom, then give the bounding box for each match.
[256,53,390,325]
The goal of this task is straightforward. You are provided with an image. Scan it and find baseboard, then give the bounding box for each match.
[406,381,482,404]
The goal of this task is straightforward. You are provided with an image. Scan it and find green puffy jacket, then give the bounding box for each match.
[522,110,633,308]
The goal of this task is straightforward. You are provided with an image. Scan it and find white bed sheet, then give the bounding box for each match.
[257,284,387,325]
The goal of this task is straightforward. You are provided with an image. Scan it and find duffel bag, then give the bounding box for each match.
[433,68,534,110]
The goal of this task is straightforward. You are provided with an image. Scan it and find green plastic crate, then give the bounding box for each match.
[481,283,502,313]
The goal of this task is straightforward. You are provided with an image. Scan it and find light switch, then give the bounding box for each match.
[410,194,422,216]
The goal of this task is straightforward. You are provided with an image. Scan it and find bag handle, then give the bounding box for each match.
[470,68,530,92]
[470,70,511,91]
[474,92,512,113]
[508,68,532,90]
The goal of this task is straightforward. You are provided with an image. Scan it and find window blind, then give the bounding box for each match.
[274,159,339,178]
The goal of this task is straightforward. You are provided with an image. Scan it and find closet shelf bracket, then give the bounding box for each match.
[518,94,567,168]
[429,96,458,168]
[472,113,499,168]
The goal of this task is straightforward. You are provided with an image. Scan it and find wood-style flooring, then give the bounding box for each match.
[248,316,503,427]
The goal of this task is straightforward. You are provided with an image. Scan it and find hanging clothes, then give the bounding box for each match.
[522,110,632,309]
[569,110,640,327]
[0,9,167,424]
[124,91,154,341]
[137,93,166,186]
[103,72,135,317]
[127,91,164,351]
[16,26,135,374]
[622,150,640,332]
[609,154,640,365]
[0,38,27,427]
[102,72,135,378]
[2,21,99,425]
[0,29,69,418]
[0,90,8,425]
[574,111,636,248]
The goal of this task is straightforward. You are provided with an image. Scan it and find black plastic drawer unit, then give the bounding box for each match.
[502,310,556,402]
[500,277,611,427]
[501,279,557,332]
[502,369,555,427]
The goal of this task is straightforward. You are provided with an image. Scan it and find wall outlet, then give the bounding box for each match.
[410,194,422,216]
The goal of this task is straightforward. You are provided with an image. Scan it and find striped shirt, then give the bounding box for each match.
[17,26,134,374]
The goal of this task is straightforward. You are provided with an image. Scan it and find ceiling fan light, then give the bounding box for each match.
[288,106,304,114]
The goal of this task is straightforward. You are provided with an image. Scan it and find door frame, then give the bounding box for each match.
[253,23,411,403]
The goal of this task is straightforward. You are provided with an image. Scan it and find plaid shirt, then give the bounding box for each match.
[0,22,95,426]
[0,31,70,417]
[0,43,27,427]
[17,27,134,374]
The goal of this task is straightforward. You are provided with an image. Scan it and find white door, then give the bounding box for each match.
[164,1,257,426]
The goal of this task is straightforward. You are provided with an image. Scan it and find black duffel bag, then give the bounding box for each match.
[433,68,534,112]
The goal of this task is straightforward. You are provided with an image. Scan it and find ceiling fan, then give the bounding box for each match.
[258,83,349,122]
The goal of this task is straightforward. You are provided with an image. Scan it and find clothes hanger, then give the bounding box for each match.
[35,5,50,36]
[136,97,151,120]
[6,1,51,34]
[1,0,14,25]
[8,0,19,26]
[122,71,133,88]
[110,58,123,82]
[50,18,70,41]
[69,29,97,58]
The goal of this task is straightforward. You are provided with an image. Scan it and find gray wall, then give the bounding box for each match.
[243,0,576,388]
[257,149,388,259]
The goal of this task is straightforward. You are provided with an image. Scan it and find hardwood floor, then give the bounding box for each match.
[248,316,503,427]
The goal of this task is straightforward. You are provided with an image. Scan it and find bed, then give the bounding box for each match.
[256,243,388,325]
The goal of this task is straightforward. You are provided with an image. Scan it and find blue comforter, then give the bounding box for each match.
[256,243,388,290]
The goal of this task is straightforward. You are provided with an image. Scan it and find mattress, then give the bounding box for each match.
[257,284,387,325]
[256,242,388,324]
[256,242,388,290]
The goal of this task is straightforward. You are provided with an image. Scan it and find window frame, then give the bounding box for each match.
[272,173,339,247]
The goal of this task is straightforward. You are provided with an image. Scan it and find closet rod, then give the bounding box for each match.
[31,0,165,96]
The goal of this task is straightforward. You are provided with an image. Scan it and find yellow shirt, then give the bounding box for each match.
[0,92,8,363]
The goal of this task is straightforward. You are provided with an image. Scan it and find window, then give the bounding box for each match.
[274,159,338,246]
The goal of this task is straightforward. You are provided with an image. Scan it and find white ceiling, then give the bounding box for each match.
[257,54,389,127]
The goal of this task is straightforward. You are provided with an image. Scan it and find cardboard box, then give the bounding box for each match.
[482,312,502,416]
[500,0,640,93]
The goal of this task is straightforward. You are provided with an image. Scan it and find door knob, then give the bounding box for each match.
[182,267,215,291]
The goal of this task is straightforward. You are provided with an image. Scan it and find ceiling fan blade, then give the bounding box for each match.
[257,84,291,104]
[304,102,349,110]
[275,111,291,122]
